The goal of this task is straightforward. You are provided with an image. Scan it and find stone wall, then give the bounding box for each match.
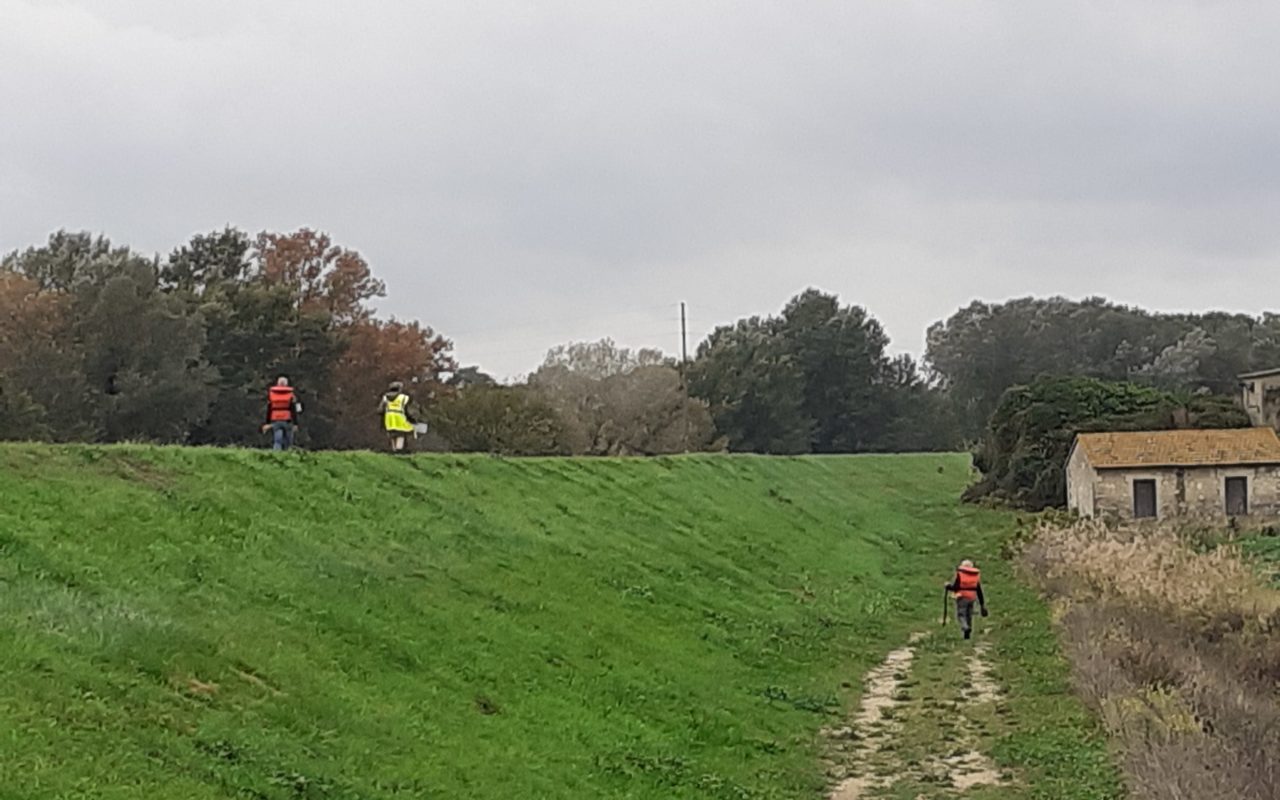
[1091,465,1280,521]
[1242,374,1280,429]
[1065,446,1097,516]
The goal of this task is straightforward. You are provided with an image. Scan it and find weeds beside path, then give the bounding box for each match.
[1023,520,1280,799]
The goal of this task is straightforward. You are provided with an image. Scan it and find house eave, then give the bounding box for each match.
[1239,368,1280,380]
[1091,461,1280,471]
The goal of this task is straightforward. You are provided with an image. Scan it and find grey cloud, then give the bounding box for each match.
[2,0,1279,378]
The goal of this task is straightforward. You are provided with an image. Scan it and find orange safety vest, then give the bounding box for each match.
[954,566,981,601]
[268,386,296,422]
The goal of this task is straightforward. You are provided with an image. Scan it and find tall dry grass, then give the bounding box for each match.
[1023,520,1280,800]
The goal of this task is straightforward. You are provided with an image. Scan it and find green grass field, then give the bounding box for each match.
[0,446,1119,799]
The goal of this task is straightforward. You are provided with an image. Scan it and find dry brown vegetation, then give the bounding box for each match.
[1022,520,1280,799]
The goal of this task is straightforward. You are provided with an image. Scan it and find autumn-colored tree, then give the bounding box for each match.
[326,318,456,449]
[0,272,87,440]
[253,229,385,324]
[1,227,462,449]
[0,273,67,367]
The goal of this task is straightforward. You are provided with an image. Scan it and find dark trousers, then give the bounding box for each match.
[956,598,975,638]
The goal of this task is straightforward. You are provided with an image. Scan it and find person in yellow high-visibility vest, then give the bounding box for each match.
[378,381,416,453]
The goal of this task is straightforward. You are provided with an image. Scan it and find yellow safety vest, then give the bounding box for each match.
[383,393,414,432]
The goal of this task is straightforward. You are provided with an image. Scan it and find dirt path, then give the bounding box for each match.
[826,634,1008,798]
[826,634,923,798]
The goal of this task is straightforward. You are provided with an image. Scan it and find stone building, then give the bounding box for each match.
[1240,367,1280,429]
[1066,428,1280,521]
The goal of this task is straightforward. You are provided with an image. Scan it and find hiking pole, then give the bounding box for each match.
[941,588,949,626]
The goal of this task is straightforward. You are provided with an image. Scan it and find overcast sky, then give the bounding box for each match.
[2,1,1278,378]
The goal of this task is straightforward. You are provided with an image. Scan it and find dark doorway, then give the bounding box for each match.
[1226,477,1249,517]
[1133,479,1157,519]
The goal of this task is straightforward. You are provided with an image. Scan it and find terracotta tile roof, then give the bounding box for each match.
[1073,428,1280,469]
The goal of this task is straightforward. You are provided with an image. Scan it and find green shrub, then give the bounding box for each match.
[966,377,1249,510]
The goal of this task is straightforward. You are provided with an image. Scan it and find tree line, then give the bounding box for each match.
[967,377,1249,510]
[926,297,1280,438]
[0,229,451,450]
[2,229,1275,459]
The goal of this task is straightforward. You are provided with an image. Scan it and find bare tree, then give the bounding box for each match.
[530,341,718,455]
[540,338,669,381]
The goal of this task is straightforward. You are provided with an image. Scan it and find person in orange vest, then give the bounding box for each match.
[261,376,302,451]
[945,559,988,640]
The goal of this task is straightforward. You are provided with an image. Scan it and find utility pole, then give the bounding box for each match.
[680,301,691,449]
[680,302,688,365]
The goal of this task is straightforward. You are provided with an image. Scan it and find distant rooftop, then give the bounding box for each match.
[1239,367,1280,380]
[1073,428,1280,469]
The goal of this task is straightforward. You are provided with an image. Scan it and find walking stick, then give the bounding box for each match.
[941,588,950,626]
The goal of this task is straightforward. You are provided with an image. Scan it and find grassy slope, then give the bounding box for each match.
[0,447,1118,799]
